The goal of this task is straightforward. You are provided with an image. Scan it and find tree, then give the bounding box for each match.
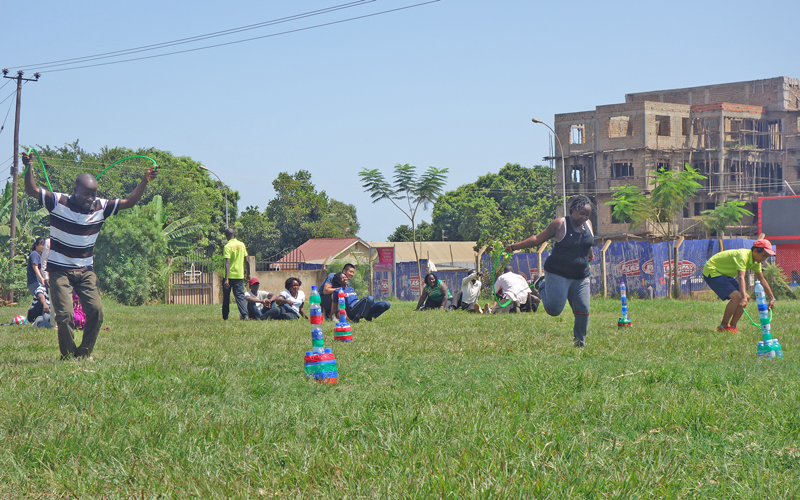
[698,200,754,238]
[430,163,557,251]
[360,164,448,290]
[266,171,331,250]
[388,221,434,242]
[236,206,281,260]
[94,203,169,306]
[606,164,707,297]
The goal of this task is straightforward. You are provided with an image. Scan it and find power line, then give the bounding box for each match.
[13,0,376,71]
[22,1,441,74]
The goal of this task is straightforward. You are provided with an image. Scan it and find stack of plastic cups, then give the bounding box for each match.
[754,280,782,360]
[304,286,338,383]
[304,348,338,384]
[333,288,353,342]
[618,281,632,328]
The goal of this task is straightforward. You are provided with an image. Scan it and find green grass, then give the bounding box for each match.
[1,295,799,499]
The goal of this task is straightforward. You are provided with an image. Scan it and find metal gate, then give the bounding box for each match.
[170,260,214,305]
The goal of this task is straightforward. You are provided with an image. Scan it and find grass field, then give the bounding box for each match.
[0,295,799,499]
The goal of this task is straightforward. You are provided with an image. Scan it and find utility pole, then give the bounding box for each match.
[2,69,40,261]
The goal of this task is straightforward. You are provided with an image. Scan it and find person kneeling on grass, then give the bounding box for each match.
[702,239,776,334]
[331,272,390,322]
[28,284,52,327]
[415,273,452,311]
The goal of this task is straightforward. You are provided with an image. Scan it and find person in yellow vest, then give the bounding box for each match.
[702,239,776,334]
[222,228,249,320]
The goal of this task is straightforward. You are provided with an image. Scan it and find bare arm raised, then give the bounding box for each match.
[505,218,561,252]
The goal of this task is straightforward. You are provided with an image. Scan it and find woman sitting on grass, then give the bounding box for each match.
[266,277,308,320]
[415,273,451,311]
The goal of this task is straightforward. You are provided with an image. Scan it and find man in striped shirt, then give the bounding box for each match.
[23,152,157,360]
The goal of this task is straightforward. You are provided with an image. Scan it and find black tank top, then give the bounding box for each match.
[543,216,594,280]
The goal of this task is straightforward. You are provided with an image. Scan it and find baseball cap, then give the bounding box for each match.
[753,239,776,256]
[248,278,260,286]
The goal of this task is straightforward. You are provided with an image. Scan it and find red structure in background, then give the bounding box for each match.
[759,195,800,284]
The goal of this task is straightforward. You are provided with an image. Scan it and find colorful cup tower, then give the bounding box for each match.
[304,286,338,383]
[755,280,783,360]
[333,288,353,342]
[618,281,632,327]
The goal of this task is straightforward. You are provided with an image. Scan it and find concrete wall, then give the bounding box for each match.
[213,257,328,304]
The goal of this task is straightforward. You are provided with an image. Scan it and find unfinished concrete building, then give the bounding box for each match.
[550,77,800,240]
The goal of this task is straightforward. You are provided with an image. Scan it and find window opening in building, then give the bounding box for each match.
[655,116,671,137]
[611,162,634,178]
[681,117,690,136]
[570,165,585,183]
[657,160,670,172]
[570,125,585,145]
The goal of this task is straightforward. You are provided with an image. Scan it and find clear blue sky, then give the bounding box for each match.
[2,0,798,241]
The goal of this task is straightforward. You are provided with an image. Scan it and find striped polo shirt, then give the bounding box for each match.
[41,190,121,272]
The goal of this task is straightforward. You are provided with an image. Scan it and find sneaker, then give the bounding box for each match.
[471,303,483,314]
[728,326,740,334]
[532,275,545,292]
[574,340,585,348]
[716,325,732,333]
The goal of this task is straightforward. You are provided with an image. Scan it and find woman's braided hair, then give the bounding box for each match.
[568,194,594,215]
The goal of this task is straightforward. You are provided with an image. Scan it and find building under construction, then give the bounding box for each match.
[551,77,800,240]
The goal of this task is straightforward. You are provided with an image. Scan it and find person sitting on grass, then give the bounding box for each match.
[269,277,308,321]
[320,263,356,319]
[702,239,777,334]
[448,271,484,313]
[28,283,51,327]
[416,272,451,311]
[330,272,390,322]
[244,277,276,320]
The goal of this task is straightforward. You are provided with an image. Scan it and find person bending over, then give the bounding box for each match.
[702,239,776,333]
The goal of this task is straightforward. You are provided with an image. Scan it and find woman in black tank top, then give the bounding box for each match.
[505,195,595,347]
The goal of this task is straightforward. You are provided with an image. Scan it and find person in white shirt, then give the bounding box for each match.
[274,277,307,320]
[448,271,484,313]
[491,266,539,313]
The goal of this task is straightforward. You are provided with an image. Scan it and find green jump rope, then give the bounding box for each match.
[23,147,158,191]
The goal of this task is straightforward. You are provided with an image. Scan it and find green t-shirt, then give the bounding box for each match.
[424,279,451,301]
[223,238,248,279]
[703,248,761,278]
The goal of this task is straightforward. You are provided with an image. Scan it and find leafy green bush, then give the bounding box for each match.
[94,204,168,305]
[0,253,28,300]
[761,261,796,299]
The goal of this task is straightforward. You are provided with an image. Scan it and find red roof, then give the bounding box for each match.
[277,238,364,263]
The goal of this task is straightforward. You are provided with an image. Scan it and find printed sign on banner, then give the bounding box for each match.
[662,260,697,278]
[374,248,394,272]
[618,259,641,277]
[381,279,390,293]
[410,276,420,292]
[529,268,539,279]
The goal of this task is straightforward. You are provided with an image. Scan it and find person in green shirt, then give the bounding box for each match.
[222,228,249,320]
[702,239,776,333]
[415,273,452,310]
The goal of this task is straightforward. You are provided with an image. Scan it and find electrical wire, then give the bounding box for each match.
[13,1,376,71]
[0,88,16,107]
[0,97,13,136]
[23,1,441,74]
